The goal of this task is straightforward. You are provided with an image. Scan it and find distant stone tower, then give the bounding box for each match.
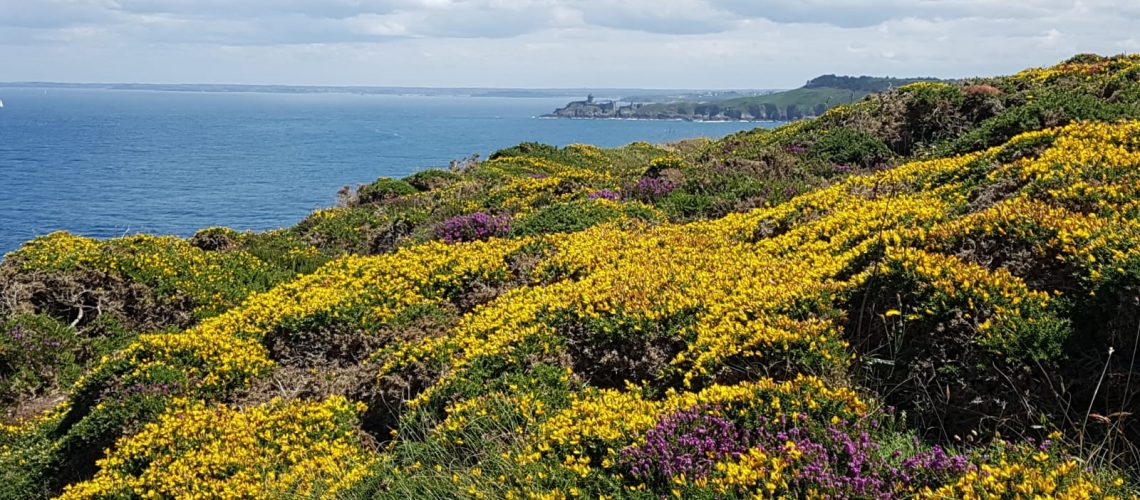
[587,94,595,104]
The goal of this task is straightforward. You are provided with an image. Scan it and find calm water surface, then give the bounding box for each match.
[0,88,777,252]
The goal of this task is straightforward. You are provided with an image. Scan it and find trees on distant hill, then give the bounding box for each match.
[804,74,944,92]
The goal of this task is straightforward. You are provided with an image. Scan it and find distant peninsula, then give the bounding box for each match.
[544,75,948,121]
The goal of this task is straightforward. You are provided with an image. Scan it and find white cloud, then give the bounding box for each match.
[571,0,737,35]
[0,0,1137,86]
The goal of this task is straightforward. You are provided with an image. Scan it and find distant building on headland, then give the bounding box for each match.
[566,94,616,113]
[544,95,643,119]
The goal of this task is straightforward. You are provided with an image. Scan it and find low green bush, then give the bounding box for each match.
[810,126,893,168]
[945,90,1137,155]
[405,169,462,191]
[357,178,418,205]
[510,200,639,237]
[657,191,717,220]
[0,315,85,406]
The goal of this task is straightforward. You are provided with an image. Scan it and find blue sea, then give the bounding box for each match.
[0,88,776,253]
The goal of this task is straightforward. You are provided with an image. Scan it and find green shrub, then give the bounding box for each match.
[229,230,330,275]
[896,83,968,153]
[488,142,560,161]
[405,169,462,191]
[0,315,84,406]
[188,227,241,251]
[509,200,660,238]
[477,157,560,178]
[488,141,672,177]
[293,208,387,253]
[810,127,893,168]
[509,200,627,237]
[657,191,717,220]
[357,178,418,205]
[0,358,187,498]
[945,91,1136,155]
[645,155,685,176]
[0,420,59,500]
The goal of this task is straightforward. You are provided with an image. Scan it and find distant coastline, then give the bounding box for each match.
[536,114,786,124]
[543,74,947,122]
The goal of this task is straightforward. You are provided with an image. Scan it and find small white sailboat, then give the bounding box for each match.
[0,99,5,108]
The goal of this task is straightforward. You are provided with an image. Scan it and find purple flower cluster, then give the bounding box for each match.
[785,144,808,155]
[898,443,970,478]
[5,324,67,354]
[765,420,891,496]
[623,406,746,480]
[436,212,511,243]
[624,406,973,497]
[747,415,970,498]
[627,177,677,201]
[832,163,855,174]
[587,189,621,201]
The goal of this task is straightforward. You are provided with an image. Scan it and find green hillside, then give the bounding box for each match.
[701,75,946,120]
[3,54,1140,498]
[714,86,869,119]
[550,75,945,121]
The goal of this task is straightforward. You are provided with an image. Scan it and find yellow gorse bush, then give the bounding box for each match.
[536,375,866,461]
[8,232,277,317]
[58,397,372,499]
[380,120,1140,489]
[94,237,529,393]
[1014,54,1140,83]
[919,435,1124,500]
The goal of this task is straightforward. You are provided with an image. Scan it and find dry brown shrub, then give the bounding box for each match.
[964,84,1002,96]
[0,266,194,332]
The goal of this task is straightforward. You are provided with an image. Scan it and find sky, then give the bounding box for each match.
[1,0,1138,89]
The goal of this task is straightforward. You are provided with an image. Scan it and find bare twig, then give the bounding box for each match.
[1080,346,1115,450]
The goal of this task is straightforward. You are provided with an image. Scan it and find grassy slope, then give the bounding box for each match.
[2,54,1140,498]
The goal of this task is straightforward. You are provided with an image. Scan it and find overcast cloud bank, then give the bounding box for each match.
[1,0,1137,87]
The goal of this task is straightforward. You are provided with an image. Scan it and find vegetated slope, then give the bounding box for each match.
[700,75,944,120]
[587,75,943,121]
[802,74,941,93]
[716,86,868,118]
[707,53,1140,164]
[629,86,867,121]
[2,54,1140,498]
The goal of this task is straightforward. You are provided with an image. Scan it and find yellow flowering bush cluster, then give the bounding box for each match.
[58,397,372,499]
[0,237,532,500]
[709,447,790,495]
[1014,54,1140,83]
[372,121,1140,497]
[536,375,866,463]
[97,237,529,395]
[7,232,284,318]
[868,246,1063,359]
[921,434,1130,499]
[7,232,103,270]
